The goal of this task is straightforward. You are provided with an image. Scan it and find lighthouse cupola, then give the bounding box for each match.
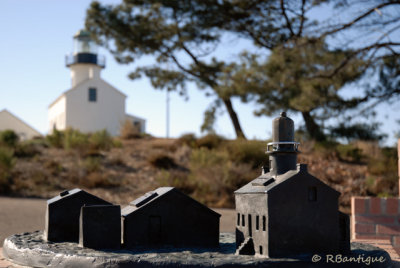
[66,30,105,87]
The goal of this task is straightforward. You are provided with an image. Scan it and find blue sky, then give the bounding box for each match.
[0,1,399,145]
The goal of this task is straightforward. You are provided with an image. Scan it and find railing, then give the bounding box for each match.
[65,53,105,68]
[266,141,300,153]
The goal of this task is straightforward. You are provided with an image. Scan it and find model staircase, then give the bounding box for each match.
[236,237,255,255]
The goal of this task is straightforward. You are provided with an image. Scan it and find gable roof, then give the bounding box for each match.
[235,164,340,197]
[0,109,42,137]
[122,187,220,218]
[48,78,127,109]
[47,188,112,206]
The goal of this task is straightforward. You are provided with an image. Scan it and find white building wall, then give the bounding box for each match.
[65,79,126,136]
[48,96,66,132]
[0,109,42,140]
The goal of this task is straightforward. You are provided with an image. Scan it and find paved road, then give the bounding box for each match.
[0,197,236,245]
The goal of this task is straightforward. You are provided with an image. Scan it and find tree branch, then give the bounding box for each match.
[280,0,295,37]
[323,1,400,36]
[297,0,306,37]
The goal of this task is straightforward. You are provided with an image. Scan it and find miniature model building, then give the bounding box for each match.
[235,112,350,257]
[79,205,121,250]
[45,189,111,242]
[122,187,221,248]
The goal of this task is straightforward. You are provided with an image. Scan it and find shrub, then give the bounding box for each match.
[89,130,113,151]
[14,142,41,158]
[336,144,364,163]
[157,170,195,194]
[0,147,15,194]
[196,134,225,149]
[176,133,197,148]
[120,119,141,139]
[187,148,257,207]
[225,139,267,168]
[64,128,89,150]
[82,157,102,173]
[148,153,177,169]
[0,130,19,148]
[46,128,64,148]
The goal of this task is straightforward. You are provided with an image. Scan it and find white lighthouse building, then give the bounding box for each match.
[48,30,145,136]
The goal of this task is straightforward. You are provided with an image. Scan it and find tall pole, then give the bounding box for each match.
[166,90,170,138]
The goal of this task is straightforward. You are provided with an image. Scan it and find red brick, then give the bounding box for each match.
[370,197,382,214]
[355,215,395,224]
[386,198,399,215]
[353,233,390,240]
[355,223,375,234]
[352,197,366,215]
[377,224,400,235]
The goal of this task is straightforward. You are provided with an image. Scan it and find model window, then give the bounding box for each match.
[237,213,240,226]
[248,214,252,236]
[242,214,245,227]
[262,216,266,231]
[259,245,263,255]
[256,215,259,230]
[88,88,97,102]
[308,187,317,202]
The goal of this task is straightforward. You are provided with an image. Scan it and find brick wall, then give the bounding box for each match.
[351,139,400,254]
[351,197,400,254]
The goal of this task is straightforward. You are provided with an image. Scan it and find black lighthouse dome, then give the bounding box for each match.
[65,29,105,68]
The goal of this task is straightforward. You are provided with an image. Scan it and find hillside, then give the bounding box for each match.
[0,131,398,214]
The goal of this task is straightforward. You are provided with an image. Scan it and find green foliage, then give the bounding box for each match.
[63,129,89,150]
[14,142,41,158]
[0,130,19,148]
[82,157,102,173]
[0,146,15,194]
[46,129,117,152]
[335,144,364,163]
[85,0,246,138]
[89,130,113,150]
[188,147,256,207]
[224,139,267,169]
[46,128,64,148]
[176,133,197,148]
[157,170,195,195]
[330,122,387,142]
[196,134,225,149]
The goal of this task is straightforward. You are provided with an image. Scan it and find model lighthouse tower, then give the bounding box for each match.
[65,30,105,87]
[234,112,349,257]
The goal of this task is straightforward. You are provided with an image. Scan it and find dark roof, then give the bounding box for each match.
[122,187,220,218]
[47,188,111,205]
[235,164,340,197]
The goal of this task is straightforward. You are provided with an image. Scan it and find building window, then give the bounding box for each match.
[237,213,240,226]
[308,186,317,202]
[259,245,263,255]
[248,214,252,236]
[88,88,97,102]
[262,216,266,231]
[256,215,259,230]
[242,214,245,227]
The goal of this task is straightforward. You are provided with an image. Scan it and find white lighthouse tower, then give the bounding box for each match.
[67,30,105,87]
[48,30,146,136]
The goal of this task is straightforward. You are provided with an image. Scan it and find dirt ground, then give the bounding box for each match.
[0,197,235,245]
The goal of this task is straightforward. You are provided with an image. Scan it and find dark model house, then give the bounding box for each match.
[235,112,350,257]
[45,188,111,242]
[122,187,220,248]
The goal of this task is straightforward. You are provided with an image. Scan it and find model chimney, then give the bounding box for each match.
[267,112,300,176]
